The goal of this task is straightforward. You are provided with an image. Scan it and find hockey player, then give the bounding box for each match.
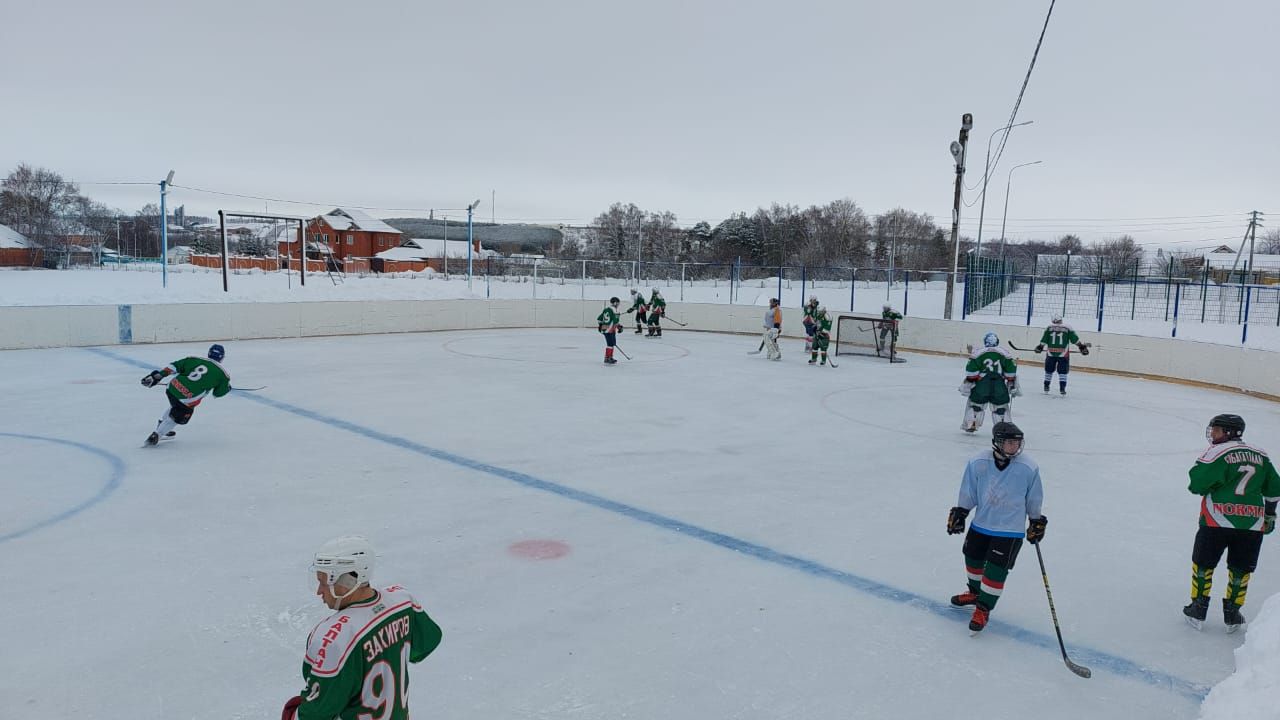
[597,297,623,365]
[646,288,666,337]
[947,422,1047,633]
[880,303,902,352]
[139,343,231,446]
[624,288,648,334]
[1034,314,1090,395]
[281,535,443,720]
[761,298,782,361]
[808,306,833,365]
[802,296,820,352]
[959,332,1019,433]
[1182,414,1280,631]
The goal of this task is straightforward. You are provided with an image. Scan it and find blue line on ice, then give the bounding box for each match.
[86,346,1209,701]
[0,432,125,544]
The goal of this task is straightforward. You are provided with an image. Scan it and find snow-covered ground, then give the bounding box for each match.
[4,265,1280,351]
[3,328,1276,719]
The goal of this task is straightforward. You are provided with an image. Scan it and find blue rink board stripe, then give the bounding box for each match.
[0,432,126,543]
[85,346,1209,701]
[117,304,133,344]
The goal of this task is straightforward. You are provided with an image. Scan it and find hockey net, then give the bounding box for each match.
[834,314,903,362]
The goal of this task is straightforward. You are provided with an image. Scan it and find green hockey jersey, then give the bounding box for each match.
[627,294,647,313]
[1039,323,1081,357]
[164,356,231,407]
[1189,441,1280,530]
[965,347,1017,382]
[597,306,621,331]
[299,585,443,720]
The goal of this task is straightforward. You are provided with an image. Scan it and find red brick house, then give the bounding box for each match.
[297,208,403,261]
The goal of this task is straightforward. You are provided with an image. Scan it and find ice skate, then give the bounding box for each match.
[145,432,160,446]
[969,605,990,633]
[950,591,978,608]
[1223,600,1245,633]
[1183,597,1209,630]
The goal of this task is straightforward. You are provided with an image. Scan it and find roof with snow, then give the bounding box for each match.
[1205,253,1280,269]
[375,238,496,261]
[0,224,32,248]
[318,208,402,235]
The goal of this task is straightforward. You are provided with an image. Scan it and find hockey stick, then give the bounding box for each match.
[662,315,688,327]
[1007,340,1039,353]
[749,337,765,355]
[613,344,631,360]
[1034,543,1091,679]
[231,385,267,391]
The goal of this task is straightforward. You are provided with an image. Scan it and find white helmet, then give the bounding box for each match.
[1051,314,1063,324]
[883,303,892,311]
[983,332,999,348]
[652,288,661,296]
[808,295,818,305]
[312,535,375,589]
[818,305,828,315]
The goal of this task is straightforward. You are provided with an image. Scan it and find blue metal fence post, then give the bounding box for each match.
[850,269,856,312]
[961,268,969,320]
[1242,286,1252,344]
[1172,283,1181,337]
[903,270,910,316]
[1097,280,1106,332]
[1026,274,1035,325]
[777,264,783,306]
[800,266,807,308]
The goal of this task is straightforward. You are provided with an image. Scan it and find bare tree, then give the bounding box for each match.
[0,164,85,247]
[1260,228,1280,255]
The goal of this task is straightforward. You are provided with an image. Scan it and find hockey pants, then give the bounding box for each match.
[963,529,1023,611]
[1190,526,1264,609]
[764,328,781,359]
[156,393,195,436]
[1044,355,1069,391]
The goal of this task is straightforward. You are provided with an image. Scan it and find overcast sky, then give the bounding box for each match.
[2,0,1276,248]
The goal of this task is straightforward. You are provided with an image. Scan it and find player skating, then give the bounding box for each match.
[959,333,1019,433]
[802,296,819,352]
[1034,314,1090,395]
[597,297,623,365]
[139,343,231,446]
[646,288,666,337]
[947,422,1047,633]
[1183,414,1280,632]
[625,288,648,334]
[880,303,902,354]
[761,298,782,360]
[808,306,832,366]
[281,535,443,720]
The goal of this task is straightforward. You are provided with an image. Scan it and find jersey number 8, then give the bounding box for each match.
[187,366,208,381]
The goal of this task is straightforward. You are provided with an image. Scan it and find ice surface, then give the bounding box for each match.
[1,328,1274,719]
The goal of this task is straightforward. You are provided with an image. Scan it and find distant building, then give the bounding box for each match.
[373,237,496,273]
[303,208,403,261]
[0,223,41,267]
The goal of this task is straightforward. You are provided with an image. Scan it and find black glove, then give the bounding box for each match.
[1265,502,1277,535]
[141,370,165,387]
[1027,515,1048,544]
[947,506,969,535]
[1078,343,1090,355]
[1034,344,1045,353]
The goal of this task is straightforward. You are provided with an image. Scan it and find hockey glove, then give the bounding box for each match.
[141,370,165,387]
[1027,515,1048,544]
[281,695,302,720]
[958,381,975,395]
[1078,343,1091,355]
[1008,380,1022,398]
[1034,344,1045,353]
[597,325,606,334]
[947,506,969,535]
[1265,502,1277,535]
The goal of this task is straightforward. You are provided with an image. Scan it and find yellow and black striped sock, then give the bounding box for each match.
[1190,563,1214,600]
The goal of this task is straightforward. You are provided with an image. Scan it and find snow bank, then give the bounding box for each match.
[1199,591,1280,719]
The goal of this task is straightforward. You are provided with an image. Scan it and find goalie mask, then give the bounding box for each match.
[983,332,999,348]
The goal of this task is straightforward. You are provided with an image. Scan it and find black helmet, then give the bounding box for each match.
[992,421,1024,460]
[609,296,620,305]
[1209,414,1245,439]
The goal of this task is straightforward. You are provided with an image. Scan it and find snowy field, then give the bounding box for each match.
[4,328,1277,719]
[4,266,1279,351]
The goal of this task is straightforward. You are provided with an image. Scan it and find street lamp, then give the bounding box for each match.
[160,169,174,288]
[975,121,1033,257]
[466,199,481,290]
[997,161,1043,266]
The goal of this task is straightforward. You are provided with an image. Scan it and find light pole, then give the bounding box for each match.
[998,161,1042,266]
[159,170,174,287]
[975,121,1033,257]
[466,199,481,291]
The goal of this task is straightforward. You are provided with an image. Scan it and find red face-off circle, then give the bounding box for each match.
[508,539,570,560]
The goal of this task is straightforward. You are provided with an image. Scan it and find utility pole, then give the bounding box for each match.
[943,113,973,320]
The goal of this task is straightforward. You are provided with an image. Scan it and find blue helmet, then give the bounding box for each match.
[983,332,999,348]
[208,344,225,362]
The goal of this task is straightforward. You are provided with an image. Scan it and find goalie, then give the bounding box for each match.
[879,304,902,354]
[1034,314,1090,396]
[959,333,1019,433]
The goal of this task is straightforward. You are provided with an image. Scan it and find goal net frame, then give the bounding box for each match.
[217,210,309,291]
[834,314,904,363]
